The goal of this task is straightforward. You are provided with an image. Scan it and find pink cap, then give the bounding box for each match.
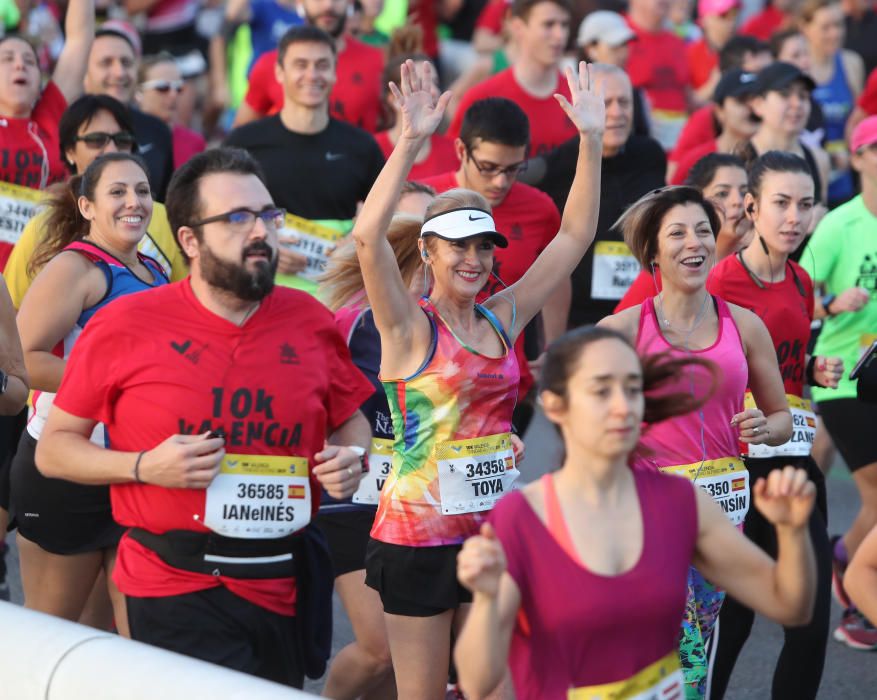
[698,0,740,17]
[851,115,877,152]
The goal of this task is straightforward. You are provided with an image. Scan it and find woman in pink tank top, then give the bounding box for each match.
[454,326,817,700]
[599,186,794,698]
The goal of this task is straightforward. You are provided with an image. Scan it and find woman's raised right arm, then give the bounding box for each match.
[352,60,450,346]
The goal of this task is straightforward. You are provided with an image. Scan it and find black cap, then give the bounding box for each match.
[713,68,758,103]
[751,62,816,96]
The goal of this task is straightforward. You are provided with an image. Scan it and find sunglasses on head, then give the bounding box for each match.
[141,79,184,94]
[74,131,136,150]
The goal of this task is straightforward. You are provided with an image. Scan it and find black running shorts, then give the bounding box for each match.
[10,431,123,554]
[365,538,472,617]
[818,398,877,472]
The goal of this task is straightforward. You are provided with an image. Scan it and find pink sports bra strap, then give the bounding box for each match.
[540,473,582,566]
[64,240,117,266]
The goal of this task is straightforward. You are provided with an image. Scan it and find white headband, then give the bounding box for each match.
[419,208,508,248]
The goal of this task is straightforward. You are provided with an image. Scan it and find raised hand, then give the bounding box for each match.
[389,59,452,143]
[458,522,507,598]
[554,62,606,137]
[753,466,816,530]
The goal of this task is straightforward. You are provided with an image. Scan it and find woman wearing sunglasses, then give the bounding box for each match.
[9,152,168,633]
[0,0,93,190]
[136,53,206,169]
[4,94,189,311]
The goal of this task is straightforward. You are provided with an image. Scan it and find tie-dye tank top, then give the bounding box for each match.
[371,297,520,547]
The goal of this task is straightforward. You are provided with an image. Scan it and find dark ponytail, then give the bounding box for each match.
[29,152,148,277]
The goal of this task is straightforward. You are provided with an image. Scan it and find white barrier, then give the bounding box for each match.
[0,601,318,699]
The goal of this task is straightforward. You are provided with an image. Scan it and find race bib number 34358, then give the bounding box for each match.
[203,454,311,538]
[435,433,519,515]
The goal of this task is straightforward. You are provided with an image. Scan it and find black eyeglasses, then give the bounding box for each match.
[465,146,528,178]
[189,207,287,233]
[74,131,136,150]
[141,79,184,93]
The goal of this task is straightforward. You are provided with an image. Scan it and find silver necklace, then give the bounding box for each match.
[656,291,710,338]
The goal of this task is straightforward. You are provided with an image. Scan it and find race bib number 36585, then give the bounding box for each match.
[203,454,311,538]
[436,433,519,515]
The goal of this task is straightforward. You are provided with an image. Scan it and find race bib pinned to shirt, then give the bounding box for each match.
[436,433,519,514]
[0,181,41,246]
[660,457,749,526]
[567,650,683,700]
[352,437,393,505]
[591,241,641,301]
[744,392,815,458]
[203,453,311,538]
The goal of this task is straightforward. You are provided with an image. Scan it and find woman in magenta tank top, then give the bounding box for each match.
[352,61,606,698]
[599,186,794,698]
[454,326,817,700]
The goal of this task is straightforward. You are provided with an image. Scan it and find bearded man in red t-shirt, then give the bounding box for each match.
[36,147,374,687]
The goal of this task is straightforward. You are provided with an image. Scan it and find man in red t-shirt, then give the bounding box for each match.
[37,148,373,687]
[233,0,384,131]
[625,0,692,150]
[448,0,577,157]
[425,97,565,424]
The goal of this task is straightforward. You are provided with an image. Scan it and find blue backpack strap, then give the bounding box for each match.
[476,303,513,351]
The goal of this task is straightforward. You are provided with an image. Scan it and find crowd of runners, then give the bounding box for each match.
[0,0,876,697]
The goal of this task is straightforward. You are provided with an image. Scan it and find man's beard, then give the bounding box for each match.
[306,10,345,38]
[200,240,278,302]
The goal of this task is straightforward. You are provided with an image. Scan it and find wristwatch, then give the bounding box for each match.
[348,445,369,474]
[821,293,837,316]
[0,370,8,395]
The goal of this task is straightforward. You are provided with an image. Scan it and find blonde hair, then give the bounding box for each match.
[319,213,424,311]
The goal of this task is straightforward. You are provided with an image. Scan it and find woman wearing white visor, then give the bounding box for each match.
[351,60,605,698]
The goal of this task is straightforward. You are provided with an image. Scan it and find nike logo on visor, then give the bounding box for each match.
[468,214,487,221]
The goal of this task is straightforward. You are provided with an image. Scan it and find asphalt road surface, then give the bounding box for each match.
[4,409,876,698]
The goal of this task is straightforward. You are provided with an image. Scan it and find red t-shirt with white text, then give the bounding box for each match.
[423,172,561,396]
[448,68,576,157]
[708,255,814,396]
[53,280,374,615]
[0,80,67,189]
[244,37,384,132]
